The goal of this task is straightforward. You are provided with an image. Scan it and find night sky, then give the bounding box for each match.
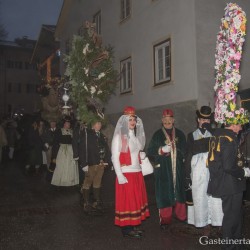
[0,0,64,41]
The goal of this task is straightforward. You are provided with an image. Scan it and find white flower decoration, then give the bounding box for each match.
[97,72,105,79]
[83,43,89,55]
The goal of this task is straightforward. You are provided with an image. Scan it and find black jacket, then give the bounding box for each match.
[207,128,246,197]
[72,127,111,167]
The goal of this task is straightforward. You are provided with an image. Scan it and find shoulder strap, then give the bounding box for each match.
[207,135,234,166]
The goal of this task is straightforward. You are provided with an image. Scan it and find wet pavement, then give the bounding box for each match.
[1,160,250,250]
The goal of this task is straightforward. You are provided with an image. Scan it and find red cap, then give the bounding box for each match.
[124,106,136,116]
[162,109,174,117]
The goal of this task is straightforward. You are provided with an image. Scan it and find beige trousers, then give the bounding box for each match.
[82,164,105,189]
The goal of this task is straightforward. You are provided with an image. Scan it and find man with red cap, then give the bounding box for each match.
[147,108,187,229]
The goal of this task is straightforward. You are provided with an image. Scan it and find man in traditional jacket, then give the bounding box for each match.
[207,120,250,246]
[147,109,186,229]
[185,106,223,235]
[72,119,111,214]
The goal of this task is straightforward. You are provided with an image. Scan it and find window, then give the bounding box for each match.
[121,0,131,21]
[17,83,22,93]
[93,11,101,35]
[153,38,171,85]
[120,57,132,93]
[26,83,30,93]
[25,62,29,69]
[26,83,35,93]
[8,82,12,92]
[15,61,22,69]
[7,60,14,68]
[78,25,85,36]
[7,104,12,114]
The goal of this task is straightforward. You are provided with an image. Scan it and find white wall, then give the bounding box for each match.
[104,0,198,114]
[56,0,198,115]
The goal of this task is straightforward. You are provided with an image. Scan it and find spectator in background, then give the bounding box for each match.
[39,119,48,168]
[24,118,43,175]
[0,119,7,164]
[43,120,59,180]
[5,119,20,160]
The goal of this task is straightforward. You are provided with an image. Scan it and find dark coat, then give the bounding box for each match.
[26,127,43,165]
[72,127,111,167]
[207,128,246,198]
[147,127,186,208]
[42,127,59,147]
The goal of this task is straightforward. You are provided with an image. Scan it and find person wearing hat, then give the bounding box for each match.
[51,117,79,187]
[72,118,111,214]
[207,114,250,246]
[185,106,223,236]
[111,106,150,238]
[147,108,186,229]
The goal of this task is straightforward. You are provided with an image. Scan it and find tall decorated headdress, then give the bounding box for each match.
[214,3,249,125]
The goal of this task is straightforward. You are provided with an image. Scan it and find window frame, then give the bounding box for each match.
[78,25,85,36]
[93,10,101,35]
[153,38,171,86]
[8,82,12,93]
[120,57,132,94]
[17,83,22,93]
[120,0,131,21]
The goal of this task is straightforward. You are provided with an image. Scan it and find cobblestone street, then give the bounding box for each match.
[1,160,250,250]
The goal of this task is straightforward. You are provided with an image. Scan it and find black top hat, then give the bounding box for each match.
[196,106,213,119]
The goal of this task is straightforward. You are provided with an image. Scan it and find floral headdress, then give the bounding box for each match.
[214,3,249,125]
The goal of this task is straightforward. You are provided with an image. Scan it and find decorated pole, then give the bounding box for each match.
[214,3,249,125]
[64,21,118,124]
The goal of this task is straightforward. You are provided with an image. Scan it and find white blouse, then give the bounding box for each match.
[112,130,141,176]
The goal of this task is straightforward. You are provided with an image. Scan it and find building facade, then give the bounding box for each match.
[0,37,40,117]
[55,0,250,140]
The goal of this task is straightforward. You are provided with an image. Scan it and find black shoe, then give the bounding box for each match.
[123,230,142,239]
[160,224,168,230]
[92,201,104,213]
[133,227,145,235]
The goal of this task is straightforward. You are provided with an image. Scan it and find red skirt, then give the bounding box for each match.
[115,172,150,227]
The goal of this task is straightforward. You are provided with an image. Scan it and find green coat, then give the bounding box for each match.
[147,127,186,208]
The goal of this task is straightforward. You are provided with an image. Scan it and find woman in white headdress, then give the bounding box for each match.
[111,106,150,239]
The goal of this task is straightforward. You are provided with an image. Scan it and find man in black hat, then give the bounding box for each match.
[185,106,223,236]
